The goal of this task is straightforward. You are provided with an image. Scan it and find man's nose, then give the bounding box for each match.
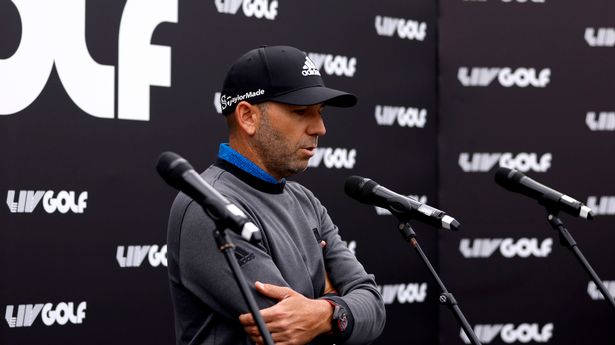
[307,112,326,137]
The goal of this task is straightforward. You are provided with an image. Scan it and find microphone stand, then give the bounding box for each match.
[397,221,482,345]
[546,211,615,313]
[213,228,275,345]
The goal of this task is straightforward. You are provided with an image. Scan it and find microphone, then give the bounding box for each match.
[494,167,593,220]
[344,176,460,230]
[156,151,261,243]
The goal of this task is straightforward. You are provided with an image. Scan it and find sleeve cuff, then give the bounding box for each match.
[320,295,354,343]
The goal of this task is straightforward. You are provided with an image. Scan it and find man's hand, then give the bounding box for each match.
[239,282,333,345]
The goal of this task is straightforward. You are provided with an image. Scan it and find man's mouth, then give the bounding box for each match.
[301,146,316,157]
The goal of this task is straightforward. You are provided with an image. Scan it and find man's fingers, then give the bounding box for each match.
[242,283,324,344]
[255,281,294,301]
[238,312,254,326]
[245,324,288,344]
[244,325,260,337]
[240,307,287,326]
[250,335,264,345]
[243,314,291,334]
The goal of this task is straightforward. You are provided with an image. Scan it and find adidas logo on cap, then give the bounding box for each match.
[302,56,321,76]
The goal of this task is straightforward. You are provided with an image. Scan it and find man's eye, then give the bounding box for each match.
[293,109,307,115]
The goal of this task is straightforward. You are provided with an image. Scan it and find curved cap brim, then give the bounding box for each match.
[269,86,357,108]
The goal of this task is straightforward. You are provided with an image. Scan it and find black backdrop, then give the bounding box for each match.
[1,1,613,344]
[438,0,615,344]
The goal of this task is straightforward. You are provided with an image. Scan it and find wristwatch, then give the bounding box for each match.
[325,299,348,335]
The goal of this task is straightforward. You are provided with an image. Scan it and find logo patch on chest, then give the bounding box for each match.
[234,246,255,266]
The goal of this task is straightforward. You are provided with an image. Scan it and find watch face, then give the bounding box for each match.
[337,312,348,332]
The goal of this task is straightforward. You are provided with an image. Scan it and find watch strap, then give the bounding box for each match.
[321,296,354,342]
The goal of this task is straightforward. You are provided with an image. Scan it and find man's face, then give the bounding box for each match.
[251,102,326,179]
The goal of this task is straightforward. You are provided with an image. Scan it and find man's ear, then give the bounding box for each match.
[234,101,259,136]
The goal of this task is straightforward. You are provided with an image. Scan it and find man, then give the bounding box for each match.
[166,45,385,345]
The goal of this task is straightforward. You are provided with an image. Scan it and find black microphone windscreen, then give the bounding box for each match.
[494,167,525,191]
[156,151,194,188]
[344,176,378,204]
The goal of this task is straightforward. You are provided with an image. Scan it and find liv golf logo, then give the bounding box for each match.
[587,281,615,300]
[375,15,427,41]
[0,0,178,121]
[308,147,356,169]
[375,105,427,128]
[585,27,615,47]
[377,283,427,305]
[5,301,87,328]
[116,245,168,268]
[586,111,615,131]
[215,0,278,20]
[460,238,553,258]
[459,152,552,173]
[6,190,88,214]
[587,196,615,216]
[461,323,554,344]
[306,52,356,77]
[458,67,551,87]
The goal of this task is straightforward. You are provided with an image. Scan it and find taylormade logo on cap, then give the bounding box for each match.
[220,89,265,111]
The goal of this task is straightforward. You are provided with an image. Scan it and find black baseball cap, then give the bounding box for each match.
[220,45,357,115]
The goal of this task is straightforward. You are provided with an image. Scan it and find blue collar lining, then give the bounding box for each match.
[218,143,285,185]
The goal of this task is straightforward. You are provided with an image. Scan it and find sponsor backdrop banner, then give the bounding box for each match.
[439,0,615,344]
[4,0,613,344]
[1,1,437,345]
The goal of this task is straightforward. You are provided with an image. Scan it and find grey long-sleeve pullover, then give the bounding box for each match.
[167,159,385,345]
